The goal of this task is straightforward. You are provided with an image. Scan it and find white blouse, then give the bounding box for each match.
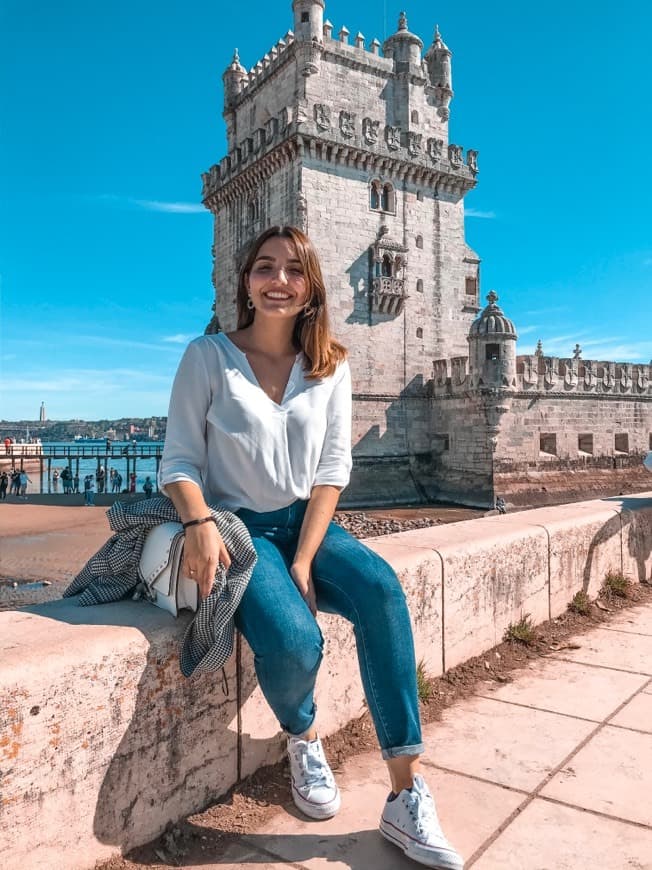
[159,332,352,512]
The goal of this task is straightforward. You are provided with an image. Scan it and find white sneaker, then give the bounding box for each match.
[379,774,464,869]
[287,735,341,820]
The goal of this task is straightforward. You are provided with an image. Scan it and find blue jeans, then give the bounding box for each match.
[234,500,424,760]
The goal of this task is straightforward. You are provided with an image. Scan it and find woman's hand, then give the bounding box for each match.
[290,560,317,616]
[183,522,232,600]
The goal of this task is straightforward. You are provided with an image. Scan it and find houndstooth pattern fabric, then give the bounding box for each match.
[63,496,257,677]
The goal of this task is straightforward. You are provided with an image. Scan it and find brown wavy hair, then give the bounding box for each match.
[236,225,347,379]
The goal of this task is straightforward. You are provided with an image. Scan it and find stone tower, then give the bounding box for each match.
[202,3,482,504]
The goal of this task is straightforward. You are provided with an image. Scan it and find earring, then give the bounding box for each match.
[246,296,254,310]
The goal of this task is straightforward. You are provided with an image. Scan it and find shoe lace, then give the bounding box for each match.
[408,789,440,837]
[295,742,333,790]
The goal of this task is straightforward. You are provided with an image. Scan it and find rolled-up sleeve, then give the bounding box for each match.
[158,339,212,495]
[313,361,353,489]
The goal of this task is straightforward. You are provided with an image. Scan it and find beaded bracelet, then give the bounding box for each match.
[182,515,217,530]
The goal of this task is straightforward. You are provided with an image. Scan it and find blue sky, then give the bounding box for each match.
[1,0,650,421]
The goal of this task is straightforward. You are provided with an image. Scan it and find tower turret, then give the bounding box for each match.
[292,0,325,42]
[468,291,518,389]
[222,49,247,109]
[382,11,423,68]
[424,26,453,113]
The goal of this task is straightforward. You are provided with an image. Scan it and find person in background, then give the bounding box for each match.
[52,468,59,492]
[97,466,106,494]
[143,476,154,498]
[11,470,21,496]
[129,472,136,493]
[0,471,8,499]
[19,470,31,498]
[84,475,95,506]
[158,225,463,870]
[73,472,80,494]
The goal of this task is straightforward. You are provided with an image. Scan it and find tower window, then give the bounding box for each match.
[381,182,395,213]
[486,343,500,361]
[615,433,629,454]
[301,11,309,22]
[416,191,424,202]
[415,235,423,249]
[416,327,423,338]
[578,433,593,454]
[381,254,393,277]
[370,180,380,210]
[540,433,557,456]
[416,279,423,292]
[466,277,478,297]
[411,109,419,124]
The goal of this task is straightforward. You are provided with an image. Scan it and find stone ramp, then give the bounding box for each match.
[197,602,652,870]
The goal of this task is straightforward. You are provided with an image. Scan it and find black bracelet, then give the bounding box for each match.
[182,515,217,530]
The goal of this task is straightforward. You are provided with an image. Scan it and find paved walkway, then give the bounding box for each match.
[192,603,652,870]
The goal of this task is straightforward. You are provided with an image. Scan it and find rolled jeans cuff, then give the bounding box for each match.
[381,742,424,761]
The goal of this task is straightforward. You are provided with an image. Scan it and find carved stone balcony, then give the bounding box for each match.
[371,277,408,315]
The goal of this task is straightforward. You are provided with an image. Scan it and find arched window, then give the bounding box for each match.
[416,327,423,338]
[370,181,380,210]
[381,255,393,277]
[416,234,423,249]
[416,279,424,293]
[411,109,419,124]
[381,182,394,213]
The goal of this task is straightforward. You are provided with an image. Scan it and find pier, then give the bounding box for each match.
[1,444,163,493]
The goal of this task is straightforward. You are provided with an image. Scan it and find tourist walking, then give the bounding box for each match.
[52,468,59,492]
[0,471,8,499]
[159,226,463,870]
[142,476,154,498]
[11,470,21,496]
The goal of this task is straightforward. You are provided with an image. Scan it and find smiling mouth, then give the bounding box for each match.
[264,292,293,300]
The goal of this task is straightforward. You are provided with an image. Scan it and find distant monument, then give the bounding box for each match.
[39,402,46,423]
[201,1,652,507]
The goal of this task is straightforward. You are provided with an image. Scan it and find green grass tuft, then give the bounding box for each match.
[416,659,433,703]
[602,571,630,599]
[503,613,536,645]
[568,591,591,615]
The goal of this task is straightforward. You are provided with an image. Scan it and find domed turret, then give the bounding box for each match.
[468,291,518,388]
[382,11,423,67]
[424,25,453,109]
[223,49,248,108]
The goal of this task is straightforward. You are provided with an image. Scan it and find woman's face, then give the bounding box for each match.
[246,236,309,320]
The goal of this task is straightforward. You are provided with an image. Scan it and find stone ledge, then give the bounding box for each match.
[1,493,651,870]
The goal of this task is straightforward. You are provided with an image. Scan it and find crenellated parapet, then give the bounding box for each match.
[224,31,297,111]
[429,355,652,399]
[515,356,652,397]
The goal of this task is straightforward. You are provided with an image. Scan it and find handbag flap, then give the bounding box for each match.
[138,521,184,588]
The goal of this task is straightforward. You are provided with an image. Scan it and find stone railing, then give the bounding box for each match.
[2,494,651,869]
[515,356,652,396]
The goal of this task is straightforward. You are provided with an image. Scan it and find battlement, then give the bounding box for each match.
[430,354,652,398]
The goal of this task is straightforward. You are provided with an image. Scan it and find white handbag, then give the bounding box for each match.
[137,521,198,616]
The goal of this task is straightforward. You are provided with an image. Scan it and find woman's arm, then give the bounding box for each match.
[290,484,342,614]
[165,480,232,600]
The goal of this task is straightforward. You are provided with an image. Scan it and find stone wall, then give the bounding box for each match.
[2,493,650,869]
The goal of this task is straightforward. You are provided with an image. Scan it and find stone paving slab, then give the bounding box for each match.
[426,695,594,791]
[542,725,652,827]
[473,798,652,870]
[610,691,652,732]
[551,626,652,675]
[478,656,648,721]
[605,602,652,634]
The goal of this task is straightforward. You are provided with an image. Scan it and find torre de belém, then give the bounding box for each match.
[201,1,652,508]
